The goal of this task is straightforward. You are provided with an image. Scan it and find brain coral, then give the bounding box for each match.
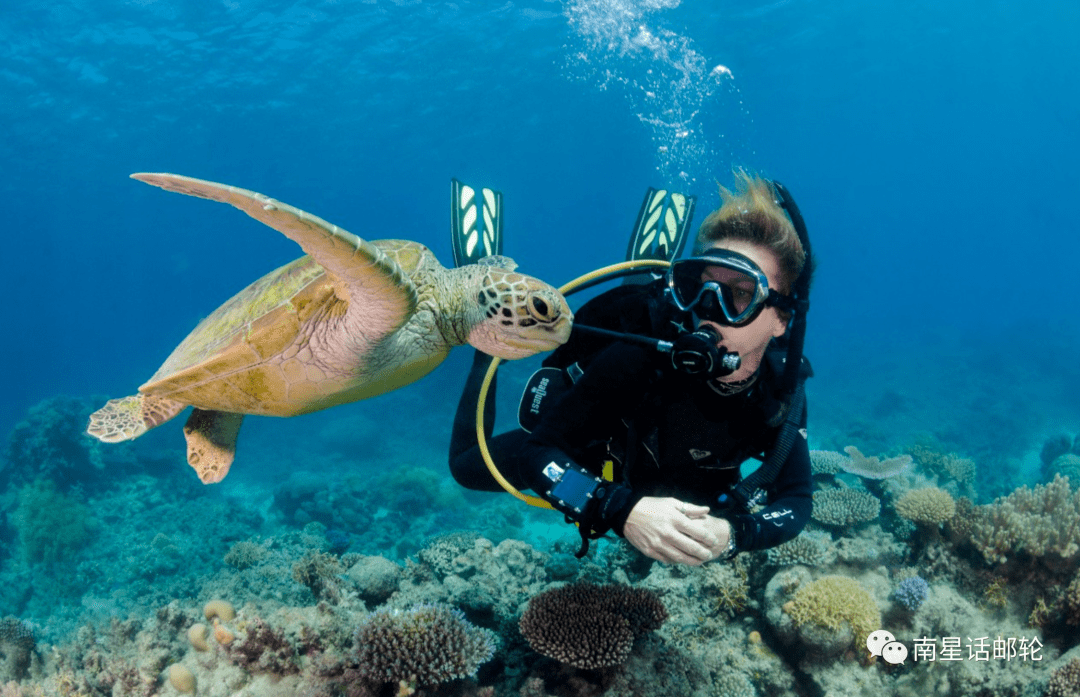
[519,583,667,670]
[811,489,881,526]
[894,487,956,526]
[787,575,881,654]
[353,603,496,686]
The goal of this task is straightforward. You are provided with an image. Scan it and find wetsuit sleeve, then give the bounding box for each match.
[724,410,812,552]
[518,341,657,533]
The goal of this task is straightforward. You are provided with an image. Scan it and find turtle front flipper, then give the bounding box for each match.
[130,173,418,336]
[87,394,186,442]
[183,409,244,484]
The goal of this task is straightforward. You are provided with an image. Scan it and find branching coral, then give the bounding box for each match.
[0,618,35,682]
[1046,657,1080,697]
[786,576,880,654]
[1065,574,1080,626]
[701,563,749,616]
[766,531,835,567]
[969,475,1080,565]
[518,583,666,670]
[224,540,269,570]
[292,551,343,603]
[891,577,929,611]
[226,617,300,675]
[894,487,956,526]
[353,603,496,686]
[811,489,881,527]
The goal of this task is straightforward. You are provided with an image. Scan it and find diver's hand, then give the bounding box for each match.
[623,497,724,566]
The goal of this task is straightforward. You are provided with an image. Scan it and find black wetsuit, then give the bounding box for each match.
[449,282,812,553]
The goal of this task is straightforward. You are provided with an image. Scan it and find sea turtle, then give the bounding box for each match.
[87,173,572,484]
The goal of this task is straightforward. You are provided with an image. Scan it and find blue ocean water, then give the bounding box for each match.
[1,0,1079,693]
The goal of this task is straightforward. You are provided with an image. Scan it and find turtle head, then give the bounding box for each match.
[466,267,572,359]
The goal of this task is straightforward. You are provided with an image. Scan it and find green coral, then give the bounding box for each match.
[11,479,97,564]
[787,576,880,653]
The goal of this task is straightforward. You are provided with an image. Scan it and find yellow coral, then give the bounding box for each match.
[786,575,881,652]
[895,487,956,526]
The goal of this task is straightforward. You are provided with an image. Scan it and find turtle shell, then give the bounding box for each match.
[139,240,429,417]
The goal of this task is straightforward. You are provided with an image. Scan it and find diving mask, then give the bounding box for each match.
[667,250,795,326]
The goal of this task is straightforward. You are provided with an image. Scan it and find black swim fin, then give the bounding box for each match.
[623,187,696,283]
[450,178,504,267]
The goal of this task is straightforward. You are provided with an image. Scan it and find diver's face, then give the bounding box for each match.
[697,240,788,382]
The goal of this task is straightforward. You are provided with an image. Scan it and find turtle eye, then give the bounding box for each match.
[529,296,551,320]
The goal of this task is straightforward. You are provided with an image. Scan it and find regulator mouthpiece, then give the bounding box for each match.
[670,326,740,378]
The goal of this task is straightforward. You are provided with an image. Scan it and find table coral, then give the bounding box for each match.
[841,446,912,480]
[518,583,666,670]
[809,450,848,476]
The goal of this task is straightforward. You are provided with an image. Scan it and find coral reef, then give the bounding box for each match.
[10,479,97,564]
[783,575,881,658]
[1049,455,1080,486]
[811,488,881,527]
[352,603,497,686]
[0,617,36,682]
[766,530,837,567]
[892,576,930,611]
[518,583,667,669]
[0,396,140,494]
[840,446,913,480]
[969,474,1080,566]
[3,385,1079,697]
[347,555,402,606]
[1046,657,1080,697]
[810,447,913,481]
[292,550,345,603]
[809,449,849,476]
[894,487,957,526]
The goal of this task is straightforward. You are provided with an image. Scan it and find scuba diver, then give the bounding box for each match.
[447,171,814,566]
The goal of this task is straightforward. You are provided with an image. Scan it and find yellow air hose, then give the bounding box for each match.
[475,259,671,509]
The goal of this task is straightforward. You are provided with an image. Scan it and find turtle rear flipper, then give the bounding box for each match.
[183,409,244,484]
[450,178,503,267]
[87,394,186,442]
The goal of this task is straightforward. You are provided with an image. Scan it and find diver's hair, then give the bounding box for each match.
[693,170,809,294]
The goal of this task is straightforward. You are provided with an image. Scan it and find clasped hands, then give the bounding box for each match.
[623,496,732,566]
